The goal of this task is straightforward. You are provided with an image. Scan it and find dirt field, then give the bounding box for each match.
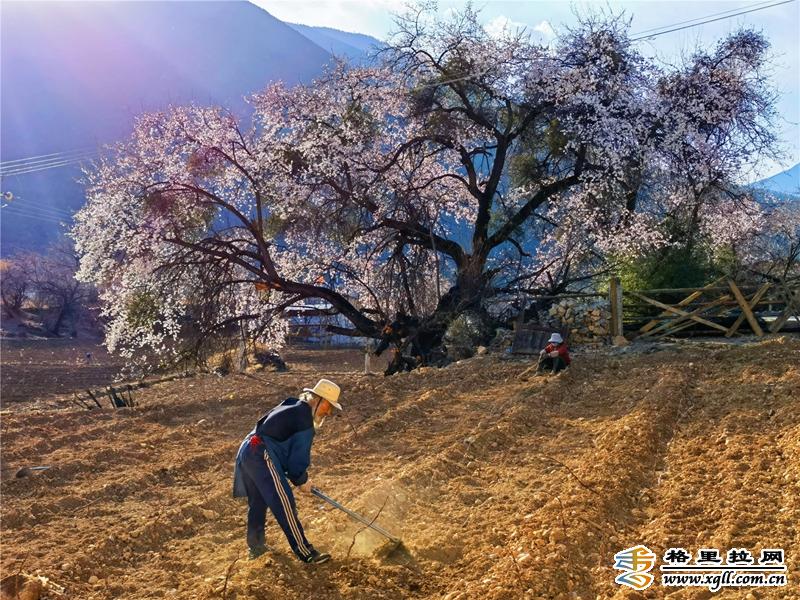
[0,339,123,407]
[1,337,798,599]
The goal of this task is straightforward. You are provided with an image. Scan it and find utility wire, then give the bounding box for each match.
[631,0,781,36]
[0,147,102,177]
[1,151,99,171]
[5,203,75,219]
[0,207,71,225]
[416,0,795,86]
[0,0,792,179]
[0,147,97,167]
[1,156,99,177]
[0,203,74,220]
[630,0,795,40]
[0,151,99,173]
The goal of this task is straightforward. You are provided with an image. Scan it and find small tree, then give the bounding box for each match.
[30,239,94,336]
[0,258,30,317]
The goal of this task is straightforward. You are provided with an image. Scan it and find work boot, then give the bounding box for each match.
[248,545,269,560]
[304,549,331,564]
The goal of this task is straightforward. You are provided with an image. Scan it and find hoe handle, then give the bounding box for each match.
[311,487,401,544]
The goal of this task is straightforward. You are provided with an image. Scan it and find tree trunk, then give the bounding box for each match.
[382,256,494,375]
[48,304,67,337]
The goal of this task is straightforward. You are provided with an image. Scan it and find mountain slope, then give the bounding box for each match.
[289,23,383,62]
[750,163,800,199]
[0,1,333,253]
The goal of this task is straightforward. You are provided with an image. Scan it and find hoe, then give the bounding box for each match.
[311,487,401,544]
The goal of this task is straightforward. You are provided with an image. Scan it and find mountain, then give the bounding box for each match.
[0,1,335,253]
[750,163,800,200]
[288,23,383,63]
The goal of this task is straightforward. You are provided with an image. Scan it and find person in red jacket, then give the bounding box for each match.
[537,333,571,374]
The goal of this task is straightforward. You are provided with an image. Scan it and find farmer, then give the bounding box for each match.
[233,379,342,564]
[537,332,571,374]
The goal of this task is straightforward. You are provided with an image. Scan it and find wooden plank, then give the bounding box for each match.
[725,283,771,337]
[639,295,732,338]
[627,285,754,294]
[632,292,730,333]
[769,286,800,333]
[609,277,623,337]
[769,307,792,333]
[639,289,705,333]
[654,319,697,339]
[728,280,764,337]
[638,278,724,333]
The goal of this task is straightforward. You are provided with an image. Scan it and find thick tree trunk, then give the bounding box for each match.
[380,256,494,375]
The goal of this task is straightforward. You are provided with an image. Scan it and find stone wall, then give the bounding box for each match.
[547,298,610,345]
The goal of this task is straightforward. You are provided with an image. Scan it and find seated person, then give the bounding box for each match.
[537,333,571,374]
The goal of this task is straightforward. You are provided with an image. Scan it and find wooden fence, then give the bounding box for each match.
[513,277,798,351]
[613,278,800,339]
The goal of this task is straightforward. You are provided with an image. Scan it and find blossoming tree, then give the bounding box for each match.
[72,5,780,366]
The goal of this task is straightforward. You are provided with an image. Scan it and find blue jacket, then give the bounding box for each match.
[233,398,315,497]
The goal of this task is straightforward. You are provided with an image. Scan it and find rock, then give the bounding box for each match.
[549,529,565,544]
[201,509,218,520]
[88,575,99,584]
[476,346,488,356]
[3,576,43,600]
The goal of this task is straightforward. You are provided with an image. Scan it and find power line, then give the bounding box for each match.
[0,151,99,173]
[0,202,74,219]
[1,152,99,173]
[0,0,790,179]
[631,0,781,36]
[0,207,71,225]
[630,0,796,41]
[5,203,75,219]
[0,147,97,168]
[0,155,99,177]
[0,147,102,178]
[419,0,795,85]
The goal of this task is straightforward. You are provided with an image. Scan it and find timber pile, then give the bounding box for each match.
[547,299,610,345]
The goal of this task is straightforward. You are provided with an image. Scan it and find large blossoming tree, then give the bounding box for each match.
[73,5,780,366]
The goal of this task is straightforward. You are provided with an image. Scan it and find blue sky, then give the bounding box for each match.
[255,0,799,179]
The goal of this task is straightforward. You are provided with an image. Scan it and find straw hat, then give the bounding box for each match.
[303,379,342,410]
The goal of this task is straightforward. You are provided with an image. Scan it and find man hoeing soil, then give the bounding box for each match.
[233,379,342,564]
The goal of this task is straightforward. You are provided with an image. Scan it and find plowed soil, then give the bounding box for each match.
[1,338,798,599]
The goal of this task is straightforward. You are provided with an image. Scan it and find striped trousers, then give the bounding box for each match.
[238,448,314,561]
